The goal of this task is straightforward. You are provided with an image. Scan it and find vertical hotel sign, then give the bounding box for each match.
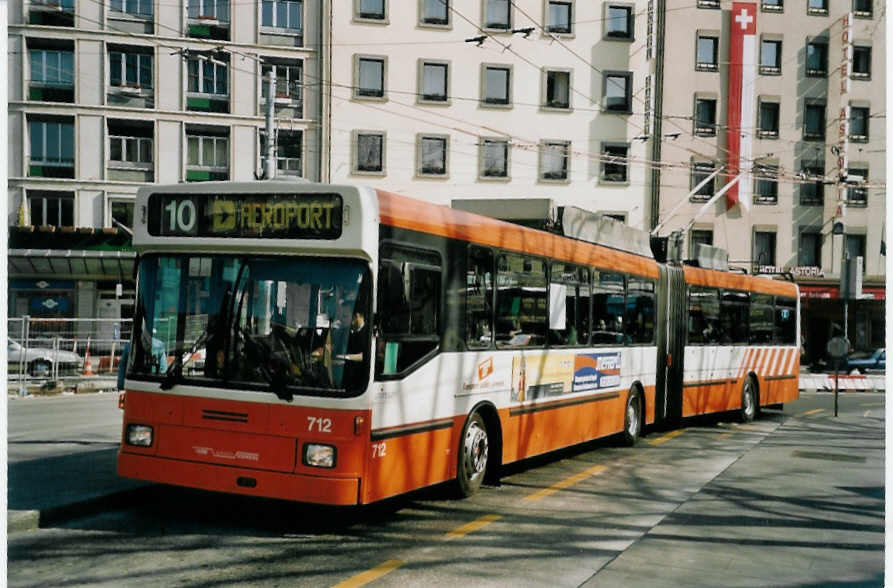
[726,3,757,210]
[836,13,854,217]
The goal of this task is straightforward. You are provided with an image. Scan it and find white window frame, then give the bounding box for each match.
[479,137,510,180]
[694,95,717,136]
[690,161,716,200]
[416,134,449,177]
[483,0,511,31]
[107,196,137,230]
[109,135,153,167]
[352,130,386,175]
[542,68,572,110]
[29,49,74,87]
[188,0,229,22]
[759,38,782,75]
[695,33,719,71]
[849,106,870,141]
[259,129,303,175]
[110,0,153,17]
[28,192,75,227]
[261,0,303,31]
[600,142,630,184]
[109,50,153,89]
[419,0,450,27]
[261,61,303,102]
[186,134,229,171]
[545,0,573,35]
[754,162,779,204]
[418,59,450,104]
[539,140,570,182]
[604,4,634,41]
[480,63,512,108]
[354,0,388,22]
[803,101,825,140]
[29,119,75,166]
[187,57,229,97]
[354,55,387,100]
[758,98,780,138]
[602,71,632,113]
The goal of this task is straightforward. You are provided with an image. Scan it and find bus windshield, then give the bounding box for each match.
[128,254,371,398]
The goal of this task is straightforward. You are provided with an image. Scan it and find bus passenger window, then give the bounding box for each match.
[625,277,655,344]
[775,297,796,344]
[720,290,749,343]
[749,293,774,344]
[466,246,494,349]
[592,271,625,345]
[376,249,441,376]
[496,254,547,348]
[688,287,721,344]
[549,263,590,346]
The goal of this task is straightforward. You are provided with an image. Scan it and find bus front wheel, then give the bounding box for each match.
[741,376,757,423]
[456,412,489,497]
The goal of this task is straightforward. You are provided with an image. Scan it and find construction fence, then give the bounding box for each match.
[7,316,132,392]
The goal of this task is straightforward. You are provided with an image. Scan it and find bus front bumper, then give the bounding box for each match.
[117,451,360,505]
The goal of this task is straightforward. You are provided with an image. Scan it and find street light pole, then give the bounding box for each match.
[263,70,277,181]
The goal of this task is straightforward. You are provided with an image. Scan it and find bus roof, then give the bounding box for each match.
[683,265,799,298]
[377,190,660,279]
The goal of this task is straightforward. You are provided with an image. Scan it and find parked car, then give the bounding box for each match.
[845,348,885,375]
[7,339,83,378]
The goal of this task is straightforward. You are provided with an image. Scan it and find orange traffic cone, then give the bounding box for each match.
[83,348,95,377]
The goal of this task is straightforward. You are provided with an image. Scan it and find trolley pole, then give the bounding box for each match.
[263,70,277,180]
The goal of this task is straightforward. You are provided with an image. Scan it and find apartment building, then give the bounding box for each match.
[325,0,657,226]
[8,0,324,320]
[654,0,885,359]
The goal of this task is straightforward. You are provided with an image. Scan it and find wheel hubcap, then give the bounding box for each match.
[744,384,755,416]
[627,399,639,437]
[464,421,488,477]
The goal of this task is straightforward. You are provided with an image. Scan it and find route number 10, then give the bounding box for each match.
[163,198,197,234]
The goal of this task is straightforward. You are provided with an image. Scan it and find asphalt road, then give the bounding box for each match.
[7,392,885,587]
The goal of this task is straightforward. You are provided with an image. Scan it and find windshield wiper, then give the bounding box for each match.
[160,326,213,390]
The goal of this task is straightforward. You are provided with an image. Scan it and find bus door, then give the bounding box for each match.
[655,265,685,424]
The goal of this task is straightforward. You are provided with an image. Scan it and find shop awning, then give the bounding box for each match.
[8,248,136,280]
[8,226,135,280]
[799,285,886,300]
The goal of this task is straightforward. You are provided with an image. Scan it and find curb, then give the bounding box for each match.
[7,485,152,534]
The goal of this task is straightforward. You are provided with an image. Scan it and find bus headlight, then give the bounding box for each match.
[303,443,336,468]
[126,424,153,447]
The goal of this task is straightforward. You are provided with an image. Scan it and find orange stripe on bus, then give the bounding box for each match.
[683,265,798,297]
[377,190,660,279]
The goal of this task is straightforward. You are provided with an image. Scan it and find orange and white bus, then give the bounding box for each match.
[117,181,799,505]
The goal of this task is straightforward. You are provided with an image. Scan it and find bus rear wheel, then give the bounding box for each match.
[622,389,642,446]
[456,412,489,497]
[740,376,757,423]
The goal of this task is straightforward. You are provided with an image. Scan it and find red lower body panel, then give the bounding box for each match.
[118,451,360,505]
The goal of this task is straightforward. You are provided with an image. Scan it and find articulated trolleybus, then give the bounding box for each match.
[118,181,800,505]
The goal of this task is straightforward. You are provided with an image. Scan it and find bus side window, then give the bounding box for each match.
[749,293,774,344]
[375,248,442,376]
[496,254,547,348]
[592,271,625,345]
[625,277,655,344]
[466,246,494,349]
[775,297,796,344]
[689,286,721,344]
[549,263,589,346]
[720,290,749,343]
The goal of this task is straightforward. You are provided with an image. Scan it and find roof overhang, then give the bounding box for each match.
[8,249,136,281]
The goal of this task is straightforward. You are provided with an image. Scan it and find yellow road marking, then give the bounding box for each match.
[799,408,824,417]
[521,464,606,503]
[649,428,686,446]
[717,432,733,440]
[444,513,503,538]
[330,560,404,588]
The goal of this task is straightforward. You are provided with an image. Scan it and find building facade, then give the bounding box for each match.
[8,0,325,321]
[324,0,656,228]
[655,0,885,361]
[7,0,885,365]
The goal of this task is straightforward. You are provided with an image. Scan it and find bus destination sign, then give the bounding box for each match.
[148,193,343,239]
